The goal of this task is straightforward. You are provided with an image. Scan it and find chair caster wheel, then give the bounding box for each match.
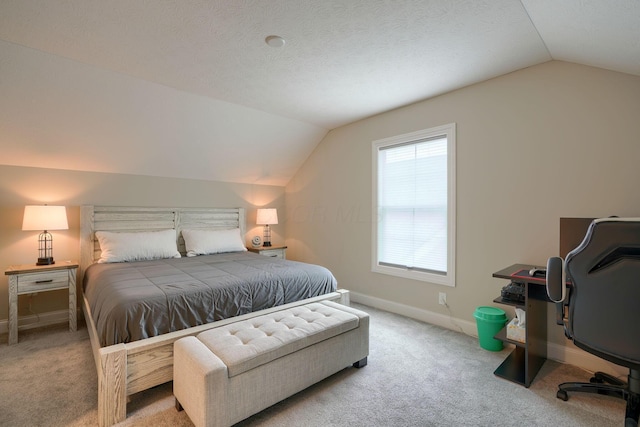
[557,389,569,401]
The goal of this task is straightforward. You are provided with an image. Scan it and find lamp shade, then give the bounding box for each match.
[256,208,278,225]
[22,205,69,231]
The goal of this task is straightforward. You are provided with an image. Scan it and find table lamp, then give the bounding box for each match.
[22,205,69,265]
[256,208,278,247]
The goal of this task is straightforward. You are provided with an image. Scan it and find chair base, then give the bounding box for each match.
[556,371,640,427]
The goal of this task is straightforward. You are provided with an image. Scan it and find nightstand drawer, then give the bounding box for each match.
[247,245,287,259]
[17,270,70,294]
[260,249,285,259]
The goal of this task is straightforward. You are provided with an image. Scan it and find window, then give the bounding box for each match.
[372,123,456,286]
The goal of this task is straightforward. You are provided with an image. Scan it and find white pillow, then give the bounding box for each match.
[181,228,247,257]
[95,229,181,263]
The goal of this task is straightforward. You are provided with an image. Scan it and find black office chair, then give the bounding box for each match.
[546,218,640,427]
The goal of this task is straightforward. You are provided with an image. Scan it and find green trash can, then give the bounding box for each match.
[474,306,507,351]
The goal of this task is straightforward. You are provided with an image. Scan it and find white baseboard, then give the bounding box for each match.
[350,291,626,379]
[350,292,477,336]
[0,309,79,335]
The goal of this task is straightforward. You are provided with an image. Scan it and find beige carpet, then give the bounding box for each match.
[0,304,626,426]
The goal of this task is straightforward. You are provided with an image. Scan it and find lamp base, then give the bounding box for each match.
[262,242,272,247]
[36,257,55,266]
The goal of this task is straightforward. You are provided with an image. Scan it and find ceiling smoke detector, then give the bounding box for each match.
[265,35,286,48]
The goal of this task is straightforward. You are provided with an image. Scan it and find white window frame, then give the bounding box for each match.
[371,123,456,286]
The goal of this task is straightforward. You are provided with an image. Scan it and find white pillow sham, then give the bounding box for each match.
[181,228,247,257]
[95,229,181,263]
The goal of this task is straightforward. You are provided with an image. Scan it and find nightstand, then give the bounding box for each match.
[5,261,78,345]
[247,245,287,259]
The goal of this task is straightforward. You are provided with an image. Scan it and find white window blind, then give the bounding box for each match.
[372,124,456,286]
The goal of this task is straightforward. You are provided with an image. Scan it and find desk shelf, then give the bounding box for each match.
[492,264,548,388]
[493,326,525,348]
[492,296,525,309]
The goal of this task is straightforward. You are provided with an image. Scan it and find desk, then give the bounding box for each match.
[492,264,550,387]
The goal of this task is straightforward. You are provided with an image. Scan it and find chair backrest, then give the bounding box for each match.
[565,218,640,369]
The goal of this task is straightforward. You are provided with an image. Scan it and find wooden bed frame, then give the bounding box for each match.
[79,205,349,427]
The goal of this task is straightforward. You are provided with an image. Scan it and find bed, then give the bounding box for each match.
[79,205,349,427]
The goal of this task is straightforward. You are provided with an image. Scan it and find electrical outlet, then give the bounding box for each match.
[438,292,447,305]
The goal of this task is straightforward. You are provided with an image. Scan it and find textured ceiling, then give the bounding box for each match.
[0,0,553,129]
[0,0,639,185]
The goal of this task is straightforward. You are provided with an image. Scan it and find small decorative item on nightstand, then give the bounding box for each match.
[251,235,262,248]
[4,261,78,345]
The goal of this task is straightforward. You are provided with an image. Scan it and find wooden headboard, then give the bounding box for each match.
[79,205,246,282]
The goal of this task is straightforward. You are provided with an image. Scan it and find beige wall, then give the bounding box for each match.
[285,60,640,350]
[0,165,285,322]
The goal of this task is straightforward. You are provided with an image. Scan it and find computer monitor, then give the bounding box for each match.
[559,217,595,259]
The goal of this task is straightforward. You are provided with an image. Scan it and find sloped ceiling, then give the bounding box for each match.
[0,0,638,186]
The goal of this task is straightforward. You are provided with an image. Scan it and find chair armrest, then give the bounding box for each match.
[546,257,567,303]
[547,256,568,327]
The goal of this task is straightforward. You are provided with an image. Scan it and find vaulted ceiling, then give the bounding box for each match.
[1,1,639,185]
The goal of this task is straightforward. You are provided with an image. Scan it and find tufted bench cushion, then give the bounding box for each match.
[196,302,359,377]
[174,300,369,427]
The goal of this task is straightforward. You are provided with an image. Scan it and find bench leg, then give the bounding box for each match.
[353,357,367,368]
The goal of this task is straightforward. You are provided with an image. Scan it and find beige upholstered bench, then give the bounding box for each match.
[173,301,369,427]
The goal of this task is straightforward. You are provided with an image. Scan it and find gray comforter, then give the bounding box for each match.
[83,251,338,346]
